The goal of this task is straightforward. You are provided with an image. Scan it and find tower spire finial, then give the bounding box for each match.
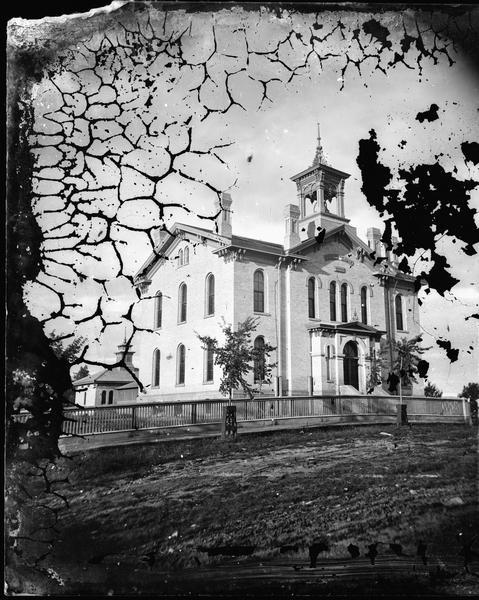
[312,122,327,167]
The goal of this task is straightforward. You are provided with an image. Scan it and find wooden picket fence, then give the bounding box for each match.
[13,395,471,437]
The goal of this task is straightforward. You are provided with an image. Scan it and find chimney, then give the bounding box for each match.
[215,192,233,238]
[284,204,300,251]
[390,236,399,264]
[367,227,382,257]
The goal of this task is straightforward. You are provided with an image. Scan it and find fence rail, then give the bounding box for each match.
[13,395,470,437]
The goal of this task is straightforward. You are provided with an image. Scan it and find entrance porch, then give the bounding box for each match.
[309,321,385,395]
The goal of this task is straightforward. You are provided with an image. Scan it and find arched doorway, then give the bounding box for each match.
[343,341,359,390]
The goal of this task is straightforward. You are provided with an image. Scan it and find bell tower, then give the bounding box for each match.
[290,125,351,240]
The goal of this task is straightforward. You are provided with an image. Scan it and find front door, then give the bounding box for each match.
[343,341,359,390]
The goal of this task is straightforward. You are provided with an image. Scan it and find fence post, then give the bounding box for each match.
[131,405,136,430]
[191,402,197,425]
[308,376,314,397]
[462,397,472,426]
[396,403,408,426]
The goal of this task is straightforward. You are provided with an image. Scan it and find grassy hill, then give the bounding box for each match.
[6,423,478,596]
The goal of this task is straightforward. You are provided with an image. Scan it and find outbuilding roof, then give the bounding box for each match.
[73,367,137,387]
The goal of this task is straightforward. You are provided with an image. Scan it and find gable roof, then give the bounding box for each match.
[290,224,371,255]
[231,234,284,255]
[116,381,139,390]
[134,220,414,284]
[135,222,228,281]
[73,367,137,387]
[308,320,386,337]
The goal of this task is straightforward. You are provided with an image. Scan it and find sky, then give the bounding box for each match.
[15,3,479,395]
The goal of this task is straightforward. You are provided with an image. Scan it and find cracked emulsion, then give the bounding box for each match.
[6,4,479,582]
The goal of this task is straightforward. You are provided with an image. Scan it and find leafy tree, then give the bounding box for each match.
[424,382,442,397]
[50,333,87,364]
[7,332,87,463]
[461,382,479,401]
[366,347,382,392]
[461,382,479,424]
[197,317,276,403]
[74,365,90,381]
[380,335,431,388]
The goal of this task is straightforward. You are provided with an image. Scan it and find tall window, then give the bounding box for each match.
[340,283,348,322]
[178,283,187,323]
[308,277,316,318]
[253,336,265,382]
[177,344,186,385]
[326,345,332,381]
[178,248,184,266]
[253,270,265,313]
[184,247,189,265]
[108,390,113,405]
[395,294,404,331]
[152,348,161,387]
[101,390,106,405]
[206,273,215,316]
[329,281,336,321]
[360,286,368,324]
[154,291,162,329]
[205,344,214,382]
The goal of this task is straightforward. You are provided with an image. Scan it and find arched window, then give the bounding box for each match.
[184,247,189,265]
[178,248,184,266]
[329,281,337,321]
[108,390,114,405]
[395,294,404,331]
[205,344,214,382]
[154,291,162,329]
[253,270,265,313]
[340,283,348,322]
[308,277,316,318]
[253,336,266,382]
[326,345,333,381]
[152,348,161,388]
[177,344,186,385]
[206,273,215,316]
[101,390,106,405]
[178,283,187,323]
[360,286,368,324]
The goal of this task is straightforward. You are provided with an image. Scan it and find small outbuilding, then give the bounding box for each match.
[73,339,139,407]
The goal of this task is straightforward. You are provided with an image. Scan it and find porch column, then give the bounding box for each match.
[310,329,323,395]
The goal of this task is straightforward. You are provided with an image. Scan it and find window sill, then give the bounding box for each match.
[177,321,187,325]
[253,311,271,316]
[204,313,215,319]
[203,380,215,385]
[175,383,185,388]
